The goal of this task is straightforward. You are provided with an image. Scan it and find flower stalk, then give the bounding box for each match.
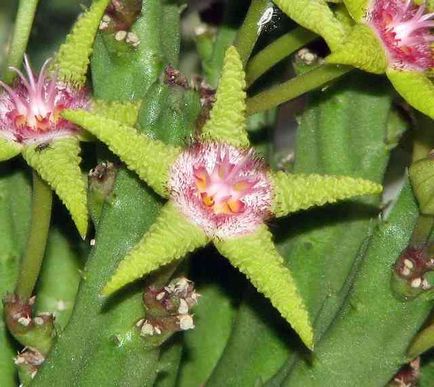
[15,172,52,299]
[234,0,270,65]
[246,26,317,86]
[246,63,352,115]
[3,0,39,83]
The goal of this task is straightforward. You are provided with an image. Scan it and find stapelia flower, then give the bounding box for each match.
[0,0,111,238]
[273,0,434,118]
[327,0,434,118]
[64,47,382,348]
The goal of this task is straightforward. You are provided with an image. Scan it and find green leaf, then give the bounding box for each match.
[53,0,111,85]
[327,24,388,74]
[387,69,434,119]
[214,226,314,349]
[201,46,249,148]
[91,100,141,127]
[103,201,208,296]
[273,0,347,51]
[271,171,382,217]
[22,137,88,238]
[63,109,181,197]
[0,138,21,161]
[343,0,369,22]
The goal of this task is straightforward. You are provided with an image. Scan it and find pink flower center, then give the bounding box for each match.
[0,56,88,144]
[169,142,272,238]
[1,57,60,133]
[193,151,257,215]
[367,0,434,70]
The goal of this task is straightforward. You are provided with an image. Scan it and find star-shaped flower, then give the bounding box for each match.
[273,0,434,118]
[0,0,110,238]
[63,47,382,348]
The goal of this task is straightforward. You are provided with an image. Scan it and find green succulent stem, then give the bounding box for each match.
[410,215,434,246]
[15,172,52,299]
[3,0,39,83]
[246,27,317,86]
[246,63,352,115]
[234,0,269,65]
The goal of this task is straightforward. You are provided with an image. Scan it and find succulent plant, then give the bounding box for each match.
[0,0,433,386]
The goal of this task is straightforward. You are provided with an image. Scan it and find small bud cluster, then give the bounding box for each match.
[99,0,142,48]
[15,347,45,384]
[394,245,434,291]
[137,277,199,338]
[390,357,420,387]
[296,48,322,66]
[88,161,117,196]
[3,294,54,333]
[3,294,55,381]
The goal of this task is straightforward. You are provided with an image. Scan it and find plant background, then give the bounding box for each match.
[0,0,433,386]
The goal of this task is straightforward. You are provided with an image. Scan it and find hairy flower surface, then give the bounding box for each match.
[0,57,89,145]
[169,142,272,238]
[367,0,434,70]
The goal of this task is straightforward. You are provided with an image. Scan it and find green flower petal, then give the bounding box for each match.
[201,46,249,148]
[387,69,434,119]
[22,137,88,238]
[53,0,111,86]
[214,225,314,349]
[271,171,382,217]
[91,100,141,127]
[0,138,21,161]
[343,0,369,22]
[103,201,208,296]
[327,24,388,74]
[63,109,181,197]
[273,0,347,51]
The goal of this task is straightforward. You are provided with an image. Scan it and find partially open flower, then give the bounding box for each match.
[169,142,272,239]
[367,0,434,71]
[0,57,89,145]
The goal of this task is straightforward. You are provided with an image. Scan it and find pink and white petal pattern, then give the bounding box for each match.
[0,56,89,145]
[367,0,434,71]
[169,142,273,239]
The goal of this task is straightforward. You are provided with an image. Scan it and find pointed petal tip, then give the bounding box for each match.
[200,45,249,148]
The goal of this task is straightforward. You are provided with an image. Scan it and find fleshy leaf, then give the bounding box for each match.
[273,0,347,51]
[408,322,434,358]
[271,171,382,217]
[214,225,314,349]
[63,109,181,197]
[327,24,388,74]
[91,100,141,127]
[103,201,208,296]
[53,0,111,86]
[0,138,21,161]
[387,69,434,119]
[22,137,88,238]
[201,46,249,148]
[343,0,369,22]
[409,157,434,214]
